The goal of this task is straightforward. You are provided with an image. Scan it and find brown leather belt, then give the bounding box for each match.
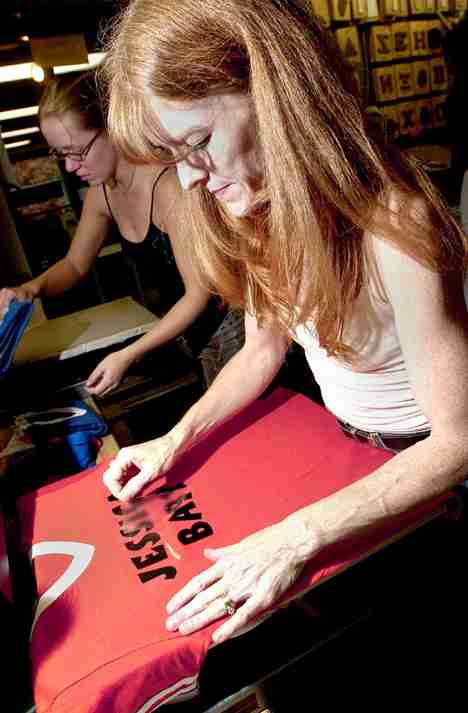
[337,419,431,454]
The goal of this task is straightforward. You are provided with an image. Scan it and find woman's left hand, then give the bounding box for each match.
[86,348,134,396]
[165,517,319,644]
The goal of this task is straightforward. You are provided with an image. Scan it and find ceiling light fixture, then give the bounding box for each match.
[1,127,40,139]
[0,52,107,85]
[53,52,106,75]
[4,139,32,150]
[0,106,39,121]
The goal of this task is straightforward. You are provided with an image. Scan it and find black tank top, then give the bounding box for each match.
[102,168,226,354]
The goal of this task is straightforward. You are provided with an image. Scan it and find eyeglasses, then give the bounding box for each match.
[49,129,102,162]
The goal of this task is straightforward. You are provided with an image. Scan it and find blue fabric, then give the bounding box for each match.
[25,400,108,470]
[62,400,108,469]
[0,299,34,377]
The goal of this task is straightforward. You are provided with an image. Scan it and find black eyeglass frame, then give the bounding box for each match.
[48,129,102,162]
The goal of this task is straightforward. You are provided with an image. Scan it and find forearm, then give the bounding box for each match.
[122,292,209,362]
[285,433,468,555]
[167,337,286,456]
[23,257,83,298]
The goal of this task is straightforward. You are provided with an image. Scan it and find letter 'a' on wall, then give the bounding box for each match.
[335,27,363,66]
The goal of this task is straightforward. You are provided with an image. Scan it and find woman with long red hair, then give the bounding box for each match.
[101,0,468,644]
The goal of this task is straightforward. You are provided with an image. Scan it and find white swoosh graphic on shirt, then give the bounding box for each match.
[30,541,95,639]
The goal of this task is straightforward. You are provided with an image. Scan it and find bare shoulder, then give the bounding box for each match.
[153,166,184,230]
[81,183,111,219]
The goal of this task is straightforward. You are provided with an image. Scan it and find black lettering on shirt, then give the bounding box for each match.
[139,567,177,583]
[131,545,168,570]
[169,502,202,522]
[178,521,214,545]
[125,532,161,551]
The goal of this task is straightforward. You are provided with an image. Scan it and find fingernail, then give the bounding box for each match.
[166,617,177,630]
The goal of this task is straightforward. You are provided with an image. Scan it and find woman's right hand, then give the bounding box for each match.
[0,285,37,318]
[102,433,183,501]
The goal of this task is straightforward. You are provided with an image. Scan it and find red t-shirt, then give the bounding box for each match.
[18,389,450,713]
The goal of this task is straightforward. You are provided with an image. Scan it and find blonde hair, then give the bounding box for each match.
[101,0,467,358]
[39,72,104,129]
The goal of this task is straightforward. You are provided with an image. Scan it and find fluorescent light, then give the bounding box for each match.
[0,62,34,83]
[1,127,40,139]
[0,52,106,84]
[53,52,106,75]
[4,139,32,149]
[0,106,39,121]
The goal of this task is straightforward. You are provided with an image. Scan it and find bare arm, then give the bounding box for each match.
[0,186,111,309]
[102,311,289,499]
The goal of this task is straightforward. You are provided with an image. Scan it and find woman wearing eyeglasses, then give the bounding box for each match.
[0,72,234,395]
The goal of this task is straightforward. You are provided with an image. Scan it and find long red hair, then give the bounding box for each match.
[101,0,467,358]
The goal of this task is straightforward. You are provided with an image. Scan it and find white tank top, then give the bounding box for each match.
[293,285,431,435]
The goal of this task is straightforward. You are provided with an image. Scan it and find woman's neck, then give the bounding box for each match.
[107,158,138,192]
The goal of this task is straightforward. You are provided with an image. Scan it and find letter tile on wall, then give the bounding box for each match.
[411,21,429,56]
[330,0,352,20]
[398,101,419,135]
[399,0,410,13]
[426,20,444,55]
[335,27,363,66]
[437,0,450,8]
[430,57,448,91]
[351,0,368,18]
[395,63,415,98]
[366,0,381,15]
[453,0,468,12]
[382,106,401,139]
[412,60,431,94]
[373,66,398,101]
[431,95,447,127]
[415,99,434,132]
[392,22,412,58]
[370,25,394,62]
[425,0,437,11]
[409,0,426,12]
[305,0,331,26]
[381,0,402,14]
